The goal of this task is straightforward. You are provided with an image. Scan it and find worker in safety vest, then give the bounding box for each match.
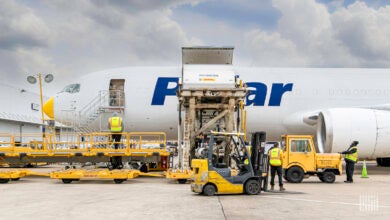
[341,141,359,183]
[108,112,123,169]
[237,145,251,175]
[268,142,285,191]
[242,143,252,165]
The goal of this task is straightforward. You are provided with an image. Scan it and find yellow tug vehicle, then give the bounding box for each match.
[281,135,342,183]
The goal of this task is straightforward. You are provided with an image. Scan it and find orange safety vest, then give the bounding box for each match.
[269,147,282,166]
[109,116,123,132]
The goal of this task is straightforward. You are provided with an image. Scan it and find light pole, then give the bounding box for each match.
[27,73,54,135]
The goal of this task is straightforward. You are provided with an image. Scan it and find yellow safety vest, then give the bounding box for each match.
[109,117,123,132]
[243,146,251,165]
[269,147,282,166]
[345,146,358,162]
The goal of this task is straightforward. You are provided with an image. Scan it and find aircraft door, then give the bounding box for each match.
[109,79,125,107]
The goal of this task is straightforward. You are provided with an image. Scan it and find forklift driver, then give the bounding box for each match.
[238,147,250,175]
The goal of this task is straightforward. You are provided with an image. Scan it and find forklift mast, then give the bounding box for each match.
[251,132,267,176]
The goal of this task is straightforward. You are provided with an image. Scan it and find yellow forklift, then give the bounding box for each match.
[191,131,269,196]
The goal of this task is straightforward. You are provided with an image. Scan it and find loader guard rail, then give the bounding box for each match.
[0,132,169,158]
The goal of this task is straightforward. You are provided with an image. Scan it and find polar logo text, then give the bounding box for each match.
[151,77,293,106]
[151,77,179,105]
[246,82,293,106]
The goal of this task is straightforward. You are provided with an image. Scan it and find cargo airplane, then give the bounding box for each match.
[44,67,390,165]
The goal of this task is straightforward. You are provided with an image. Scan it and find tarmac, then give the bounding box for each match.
[1,161,390,220]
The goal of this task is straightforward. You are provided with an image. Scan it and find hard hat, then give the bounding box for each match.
[113,112,118,116]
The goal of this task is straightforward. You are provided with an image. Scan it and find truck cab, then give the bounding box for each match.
[281,135,342,183]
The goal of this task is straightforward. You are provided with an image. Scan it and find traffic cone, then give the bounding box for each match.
[361,160,369,178]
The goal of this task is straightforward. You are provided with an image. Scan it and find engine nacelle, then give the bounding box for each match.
[316,108,390,159]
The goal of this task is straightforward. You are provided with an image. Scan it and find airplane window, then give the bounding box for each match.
[60,84,80,94]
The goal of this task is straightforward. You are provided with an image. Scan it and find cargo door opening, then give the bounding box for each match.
[109,79,125,107]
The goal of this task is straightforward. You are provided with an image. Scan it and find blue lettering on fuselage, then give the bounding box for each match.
[151,77,179,105]
[151,77,293,106]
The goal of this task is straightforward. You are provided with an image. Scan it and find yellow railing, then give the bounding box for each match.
[0,132,168,156]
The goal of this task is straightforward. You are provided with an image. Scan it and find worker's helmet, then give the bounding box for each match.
[113,112,118,116]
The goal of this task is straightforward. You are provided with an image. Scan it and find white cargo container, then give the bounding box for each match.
[181,47,236,89]
[182,64,236,89]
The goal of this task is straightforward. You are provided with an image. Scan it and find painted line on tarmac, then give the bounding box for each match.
[261,196,390,208]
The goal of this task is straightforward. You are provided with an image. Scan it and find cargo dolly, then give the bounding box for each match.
[165,168,192,184]
[50,168,141,184]
[0,169,49,184]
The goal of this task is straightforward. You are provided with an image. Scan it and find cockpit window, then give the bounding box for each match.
[60,84,80,93]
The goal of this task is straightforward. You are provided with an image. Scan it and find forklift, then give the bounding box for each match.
[191,131,269,196]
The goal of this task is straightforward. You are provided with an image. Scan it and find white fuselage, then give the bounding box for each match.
[54,67,390,159]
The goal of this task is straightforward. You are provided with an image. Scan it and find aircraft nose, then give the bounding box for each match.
[43,97,54,119]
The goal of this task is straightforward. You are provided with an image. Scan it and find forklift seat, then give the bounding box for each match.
[212,167,231,178]
[215,163,227,168]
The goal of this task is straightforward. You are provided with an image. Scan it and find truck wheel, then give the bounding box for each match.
[0,178,10,184]
[114,179,126,184]
[286,166,304,183]
[203,184,216,196]
[62,179,73,184]
[322,172,335,183]
[245,179,261,195]
[178,179,187,184]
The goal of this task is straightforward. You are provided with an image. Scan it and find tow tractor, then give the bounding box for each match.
[191,131,269,196]
[282,135,342,183]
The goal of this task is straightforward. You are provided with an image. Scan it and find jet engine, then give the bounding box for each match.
[316,108,390,161]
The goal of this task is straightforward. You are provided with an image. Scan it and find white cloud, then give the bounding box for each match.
[243,29,306,66]
[243,0,390,67]
[0,0,202,94]
[332,2,390,66]
[1,0,390,95]
[0,1,51,50]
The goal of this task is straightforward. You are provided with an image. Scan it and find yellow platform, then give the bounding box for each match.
[50,169,140,184]
[0,169,49,184]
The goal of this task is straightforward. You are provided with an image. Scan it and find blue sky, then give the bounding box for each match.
[0,0,390,93]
